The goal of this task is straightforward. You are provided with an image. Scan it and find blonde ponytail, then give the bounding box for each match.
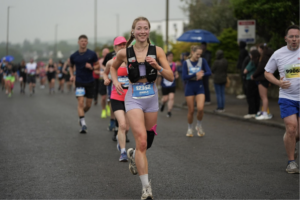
[126,33,135,48]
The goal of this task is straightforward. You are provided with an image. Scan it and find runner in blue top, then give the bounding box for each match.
[182,45,211,137]
[160,51,179,117]
[69,35,100,134]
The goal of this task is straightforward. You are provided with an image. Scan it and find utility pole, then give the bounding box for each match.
[94,0,97,50]
[6,6,10,55]
[55,24,58,59]
[166,0,169,51]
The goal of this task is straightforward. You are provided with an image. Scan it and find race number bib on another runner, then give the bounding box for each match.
[118,76,129,88]
[132,82,155,99]
[285,64,300,79]
[75,87,85,97]
[188,66,201,75]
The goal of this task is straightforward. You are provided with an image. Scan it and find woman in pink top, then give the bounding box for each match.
[103,36,130,162]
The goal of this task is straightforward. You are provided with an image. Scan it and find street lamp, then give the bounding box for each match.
[55,24,58,59]
[6,6,14,56]
[94,0,97,50]
[166,0,169,51]
[116,14,119,36]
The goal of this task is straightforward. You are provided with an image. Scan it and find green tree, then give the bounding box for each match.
[208,28,239,73]
[230,0,299,49]
[181,0,236,36]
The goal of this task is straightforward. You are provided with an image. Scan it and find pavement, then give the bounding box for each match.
[169,88,285,129]
[0,83,299,199]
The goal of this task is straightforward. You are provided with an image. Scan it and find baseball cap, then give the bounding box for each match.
[114,36,127,46]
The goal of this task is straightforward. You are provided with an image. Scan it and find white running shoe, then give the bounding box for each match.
[244,114,256,119]
[141,182,153,200]
[127,148,138,175]
[186,128,193,137]
[255,114,272,120]
[195,125,205,137]
[286,161,299,174]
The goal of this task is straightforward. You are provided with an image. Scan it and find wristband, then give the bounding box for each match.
[159,67,163,73]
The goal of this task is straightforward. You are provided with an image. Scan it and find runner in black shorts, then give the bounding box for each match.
[46,58,56,94]
[57,60,65,93]
[69,35,100,133]
[63,58,72,92]
[18,60,27,94]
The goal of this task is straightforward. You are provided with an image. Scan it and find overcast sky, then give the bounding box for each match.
[0,0,187,44]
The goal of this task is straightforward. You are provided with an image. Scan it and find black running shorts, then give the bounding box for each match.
[162,87,176,95]
[99,79,107,95]
[110,99,125,112]
[75,81,95,99]
[27,75,36,84]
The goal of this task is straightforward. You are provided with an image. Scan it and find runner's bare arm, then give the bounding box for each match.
[103,59,112,85]
[111,49,126,84]
[93,60,100,70]
[265,71,291,89]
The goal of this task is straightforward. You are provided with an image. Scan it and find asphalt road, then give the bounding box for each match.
[0,84,299,199]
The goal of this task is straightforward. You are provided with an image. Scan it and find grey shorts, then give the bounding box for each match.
[125,83,159,113]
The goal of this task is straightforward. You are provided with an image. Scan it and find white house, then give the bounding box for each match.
[150,18,189,43]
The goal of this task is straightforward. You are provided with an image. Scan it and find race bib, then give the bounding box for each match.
[118,76,129,88]
[58,73,63,78]
[285,64,300,78]
[163,78,174,86]
[29,69,35,75]
[75,87,85,96]
[132,82,155,99]
[188,66,201,75]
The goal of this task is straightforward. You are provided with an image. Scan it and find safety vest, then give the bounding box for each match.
[126,44,157,83]
[186,58,202,76]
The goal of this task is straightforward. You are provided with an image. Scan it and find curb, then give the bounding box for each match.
[174,104,285,130]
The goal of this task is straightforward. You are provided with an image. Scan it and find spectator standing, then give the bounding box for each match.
[236,41,249,99]
[252,44,274,120]
[243,50,261,118]
[211,50,228,112]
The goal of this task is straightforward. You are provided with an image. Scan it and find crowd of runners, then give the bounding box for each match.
[0,17,299,199]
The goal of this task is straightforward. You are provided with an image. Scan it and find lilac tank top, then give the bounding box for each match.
[139,64,146,76]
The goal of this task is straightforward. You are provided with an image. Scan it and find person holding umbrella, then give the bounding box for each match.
[182,45,211,137]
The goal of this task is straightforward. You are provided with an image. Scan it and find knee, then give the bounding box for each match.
[137,138,147,152]
[78,101,84,108]
[118,122,127,131]
[188,109,194,115]
[286,124,297,136]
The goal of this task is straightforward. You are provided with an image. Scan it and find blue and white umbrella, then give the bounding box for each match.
[177,29,220,43]
[1,55,14,62]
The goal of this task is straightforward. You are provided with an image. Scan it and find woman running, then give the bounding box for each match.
[39,63,47,89]
[4,63,16,97]
[46,58,56,94]
[57,60,65,93]
[182,45,211,137]
[63,58,73,92]
[111,17,174,200]
[18,60,27,93]
[159,51,179,117]
[103,36,130,162]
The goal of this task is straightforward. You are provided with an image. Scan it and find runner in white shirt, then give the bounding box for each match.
[265,25,300,174]
[26,59,37,96]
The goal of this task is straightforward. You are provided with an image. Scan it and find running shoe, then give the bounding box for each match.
[141,182,153,200]
[112,131,117,141]
[79,125,87,134]
[255,114,272,120]
[186,129,194,137]
[195,125,205,137]
[119,152,128,162]
[166,112,171,118]
[160,103,165,112]
[8,93,12,98]
[243,114,256,119]
[101,110,107,118]
[286,161,299,174]
[106,105,111,117]
[127,148,138,175]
